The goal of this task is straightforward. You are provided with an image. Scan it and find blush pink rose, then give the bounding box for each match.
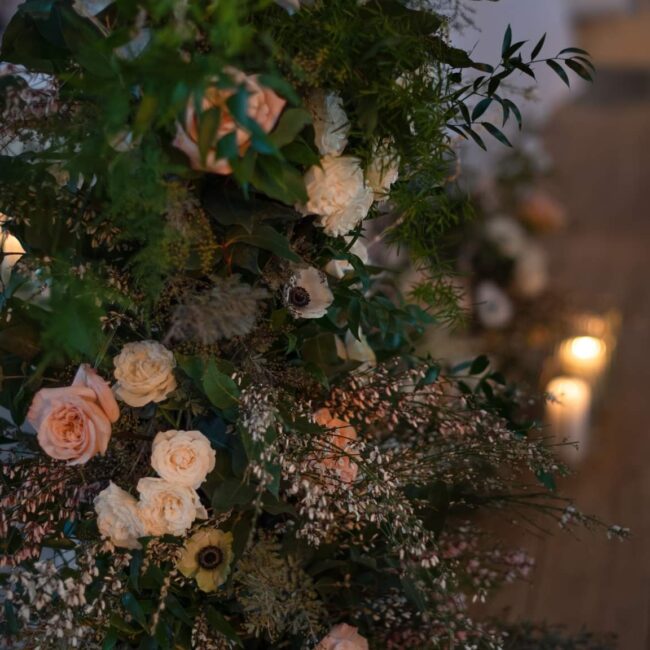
[27,364,120,465]
[313,408,359,485]
[173,68,286,175]
[316,623,369,650]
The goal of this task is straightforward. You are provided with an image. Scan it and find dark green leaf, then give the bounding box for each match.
[268,108,312,148]
[102,627,119,650]
[558,47,591,56]
[503,99,522,129]
[205,607,243,647]
[503,40,526,59]
[531,33,546,59]
[228,223,301,263]
[212,477,256,511]
[501,24,512,58]
[122,593,148,630]
[202,359,240,410]
[471,97,493,121]
[470,355,490,375]
[481,121,512,147]
[546,59,570,86]
[460,125,486,151]
[565,58,593,82]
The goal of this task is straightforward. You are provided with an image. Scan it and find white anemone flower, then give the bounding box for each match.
[284,267,334,319]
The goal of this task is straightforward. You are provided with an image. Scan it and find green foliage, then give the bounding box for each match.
[0,2,605,650]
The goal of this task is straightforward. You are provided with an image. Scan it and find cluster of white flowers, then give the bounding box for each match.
[95,427,215,547]
[298,89,399,238]
[94,340,217,547]
[484,215,549,299]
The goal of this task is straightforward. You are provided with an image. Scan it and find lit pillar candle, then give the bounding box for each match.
[558,336,608,384]
[545,376,592,463]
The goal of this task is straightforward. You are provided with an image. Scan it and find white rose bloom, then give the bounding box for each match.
[483,215,528,259]
[306,90,350,156]
[324,237,369,279]
[299,156,374,237]
[475,281,514,330]
[137,477,207,537]
[284,266,334,319]
[335,329,376,366]
[94,482,147,549]
[113,340,177,407]
[513,243,548,298]
[151,430,216,489]
[366,142,400,200]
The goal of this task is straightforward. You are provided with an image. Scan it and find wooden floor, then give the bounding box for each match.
[483,19,650,649]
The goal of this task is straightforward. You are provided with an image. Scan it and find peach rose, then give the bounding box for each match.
[27,364,120,465]
[173,68,286,175]
[312,408,358,485]
[316,624,369,650]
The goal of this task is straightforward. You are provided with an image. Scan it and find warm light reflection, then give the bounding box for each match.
[559,335,608,383]
[546,376,592,463]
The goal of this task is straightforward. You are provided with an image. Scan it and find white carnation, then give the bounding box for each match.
[151,429,216,489]
[299,156,374,237]
[94,482,147,549]
[307,90,350,156]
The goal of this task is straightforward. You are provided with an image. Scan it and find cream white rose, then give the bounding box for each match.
[137,477,207,537]
[299,156,374,237]
[151,429,216,489]
[307,90,350,156]
[94,482,147,549]
[113,340,177,407]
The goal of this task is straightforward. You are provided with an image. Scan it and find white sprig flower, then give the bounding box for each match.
[306,90,350,156]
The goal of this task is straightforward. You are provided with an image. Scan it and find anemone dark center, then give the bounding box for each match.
[197,545,223,570]
[289,286,311,307]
